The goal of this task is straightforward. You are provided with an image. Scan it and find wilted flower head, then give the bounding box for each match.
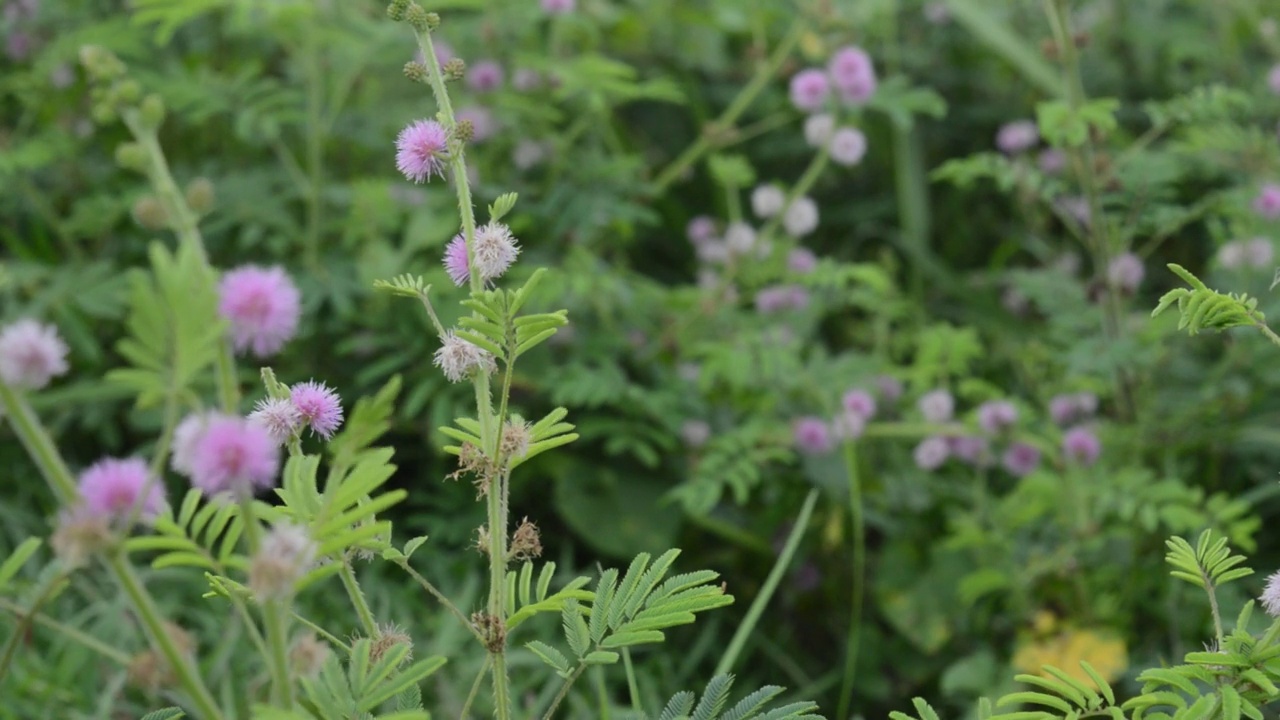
[977,400,1018,434]
[248,523,316,601]
[434,330,496,383]
[187,415,281,496]
[913,436,950,470]
[828,46,877,105]
[1106,253,1145,293]
[248,397,302,446]
[804,113,835,147]
[1062,426,1101,466]
[1255,184,1280,219]
[1001,442,1041,477]
[218,265,302,358]
[78,457,165,523]
[395,119,450,183]
[789,68,831,112]
[918,389,955,423]
[290,634,331,679]
[444,234,470,286]
[752,185,786,218]
[830,127,867,166]
[680,419,711,448]
[290,380,344,439]
[788,248,818,274]
[996,120,1039,154]
[842,389,877,421]
[457,106,497,143]
[793,416,833,454]
[783,197,819,237]
[467,60,504,92]
[1260,570,1280,617]
[51,508,112,569]
[500,419,533,461]
[0,318,69,390]
[541,0,575,14]
[472,222,520,281]
[686,216,718,245]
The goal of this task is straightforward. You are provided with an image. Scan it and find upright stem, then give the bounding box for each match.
[303,32,325,270]
[239,497,294,709]
[340,560,379,637]
[543,665,587,720]
[0,384,77,503]
[837,441,866,720]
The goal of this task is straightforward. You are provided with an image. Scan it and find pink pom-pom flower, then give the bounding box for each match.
[0,318,69,390]
[218,265,302,358]
[395,119,450,183]
[186,415,281,496]
[78,457,166,522]
[789,69,831,113]
[793,416,833,454]
[290,380,344,439]
[444,234,471,286]
[828,46,877,105]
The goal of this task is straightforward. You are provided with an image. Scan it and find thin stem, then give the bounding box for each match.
[1255,320,1280,350]
[149,390,180,477]
[292,611,351,653]
[1204,581,1225,648]
[0,597,132,666]
[394,560,485,644]
[713,489,820,676]
[652,18,807,192]
[303,31,325,270]
[339,560,379,637]
[0,383,77,503]
[0,570,66,681]
[594,666,610,719]
[459,655,491,719]
[239,497,294,709]
[837,439,865,720]
[622,648,642,714]
[542,664,586,720]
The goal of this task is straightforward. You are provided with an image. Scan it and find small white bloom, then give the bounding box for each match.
[804,113,835,148]
[472,222,520,281]
[724,222,757,255]
[751,185,786,218]
[434,330,496,383]
[782,197,819,237]
[0,319,69,390]
[248,397,303,446]
[829,127,867,166]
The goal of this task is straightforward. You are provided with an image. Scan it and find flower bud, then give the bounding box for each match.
[139,93,165,130]
[185,177,215,215]
[114,79,142,105]
[500,420,531,463]
[78,45,126,81]
[386,0,411,21]
[424,12,440,28]
[403,60,429,83]
[370,623,413,665]
[115,142,148,173]
[443,58,466,82]
[404,3,431,31]
[91,102,116,124]
[454,119,475,143]
[132,195,169,230]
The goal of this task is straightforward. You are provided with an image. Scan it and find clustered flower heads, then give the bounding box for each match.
[434,330,497,383]
[395,119,450,183]
[466,60,504,92]
[443,223,521,286]
[77,457,166,523]
[218,265,302,358]
[1218,237,1274,270]
[249,380,344,444]
[789,45,878,113]
[172,413,281,496]
[0,318,69,390]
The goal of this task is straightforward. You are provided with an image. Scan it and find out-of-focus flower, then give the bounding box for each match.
[1062,426,1101,466]
[949,435,991,467]
[788,248,818,273]
[842,389,877,421]
[541,0,575,14]
[686,216,717,245]
[977,400,1018,434]
[1038,149,1066,175]
[789,69,831,113]
[919,389,954,423]
[78,457,166,522]
[793,416,833,454]
[1001,442,1041,477]
[456,106,497,143]
[828,46,877,105]
[681,420,711,448]
[248,523,316,601]
[914,436,950,470]
[804,113,835,147]
[0,319,69,390]
[218,266,302,358]
[187,415,281,496]
[467,60,504,92]
[996,120,1039,154]
[1106,253,1144,294]
[752,185,786,218]
[830,127,867,166]
[783,197,819,237]
[724,222,757,255]
[444,234,470,286]
[1255,183,1280,219]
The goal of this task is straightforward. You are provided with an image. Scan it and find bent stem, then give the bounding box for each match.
[837,440,865,720]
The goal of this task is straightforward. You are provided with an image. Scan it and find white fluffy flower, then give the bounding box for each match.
[248,397,303,446]
[782,197,819,237]
[829,127,867,167]
[751,185,785,218]
[473,222,520,282]
[0,319,69,390]
[249,523,317,601]
[724,222,757,255]
[434,330,496,383]
[804,113,835,148]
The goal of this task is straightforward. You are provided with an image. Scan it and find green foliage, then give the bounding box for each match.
[1152,264,1265,336]
[640,674,822,720]
[1164,530,1253,592]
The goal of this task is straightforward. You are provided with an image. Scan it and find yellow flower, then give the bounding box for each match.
[1012,628,1128,689]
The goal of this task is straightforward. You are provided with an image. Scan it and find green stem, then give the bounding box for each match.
[837,441,865,720]
[0,383,77,503]
[622,648,642,713]
[460,655,491,719]
[542,664,587,720]
[339,560,379,637]
[0,597,132,666]
[149,390,180,477]
[713,489,820,676]
[394,560,486,644]
[239,497,294,708]
[651,18,806,192]
[0,570,66,681]
[303,32,324,270]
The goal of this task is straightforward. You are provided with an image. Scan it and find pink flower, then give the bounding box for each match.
[949,436,991,467]
[541,0,575,14]
[828,46,877,105]
[249,397,302,445]
[78,457,165,522]
[754,285,809,313]
[1001,442,1041,477]
[977,400,1017,434]
[444,234,470,286]
[793,417,833,454]
[913,436,949,470]
[1062,426,1101,465]
[830,127,867,166]
[186,415,281,496]
[472,222,520,281]
[996,120,1039,154]
[1049,392,1096,426]
[918,389,954,423]
[789,69,831,113]
[290,380,344,439]
[467,61,504,92]
[788,248,818,274]
[171,412,214,476]
[1106,253,1145,293]
[875,375,903,403]
[218,265,302,358]
[1254,184,1280,219]
[686,216,718,245]
[0,319,69,390]
[1038,149,1066,175]
[395,119,450,183]
[1261,570,1280,617]
[842,389,877,421]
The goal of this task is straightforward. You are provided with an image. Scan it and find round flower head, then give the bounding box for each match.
[918,389,954,423]
[290,380,343,439]
[783,197,819,237]
[828,46,877,105]
[687,216,717,245]
[832,410,866,441]
[804,113,835,148]
[789,69,831,113]
[1260,570,1280,617]
[1269,64,1280,96]
[444,234,471,286]
[1038,149,1066,175]
[830,127,867,166]
[218,265,302,358]
[697,240,730,265]
[996,120,1039,154]
[249,522,317,601]
[472,222,520,281]
[755,286,792,314]
[249,397,302,446]
[1255,184,1280,219]
[793,417,833,454]
[395,119,450,183]
[681,420,711,448]
[467,60,504,92]
[788,248,818,274]
[0,318,69,390]
[724,222,757,255]
[977,400,1017,434]
[752,185,786,219]
[171,411,214,476]
[842,389,877,421]
[457,106,497,143]
[434,330,496,383]
[1247,237,1275,268]
[1057,195,1092,228]
[949,435,991,467]
[875,375,903,403]
[913,436,949,471]
[78,457,165,522]
[1001,442,1041,477]
[1216,241,1243,269]
[1106,253,1144,294]
[187,415,281,496]
[541,0,575,14]
[1062,425,1101,466]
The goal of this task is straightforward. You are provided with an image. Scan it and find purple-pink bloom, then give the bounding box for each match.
[541,0,575,14]
[949,435,991,467]
[444,234,470,286]
[78,457,165,522]
[249,397,302,446]
[793,416,833,454]
[1062,426,1101,466]
[218,266,302,358]
[842,389,877,421]
[789,68,831,113]
[996,120,1039,154]
[1106,252,1145,293]
[187,415,281,496]
[919,389,954,423]
[1038,149,1066,175]
[788,248,818,274]
[977,400,1017,434]
[832,410,866,441]
[1254,184,1280,219]
[395,119,450,183]
[914,436,950,470]
[755,285,809,314]
[1049,392,1097,426]
[875,375,903,403]
[686,216,717,245]
[0,318,69,390]
[290,380,344,439]
[467,60,504,92]
[456,106,497,143]
[828,46,877,105]
[1261,570,1280,617]
[1001,442,1041,477]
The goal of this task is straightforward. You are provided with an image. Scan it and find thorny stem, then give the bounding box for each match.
[339,560,379,637]
[542,664,587,720]
[413,23,511,719]
[652,19,807,192]
[837,441,866,720]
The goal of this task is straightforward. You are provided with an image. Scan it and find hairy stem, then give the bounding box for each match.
[339,559,379,637]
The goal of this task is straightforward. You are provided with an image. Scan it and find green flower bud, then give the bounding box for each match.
[386,0,411,21]
[443,58,466,82]
[139,94,165,130]
[404,3,430,31]
[115,143,149,173]
[78,45,126,81]
[424,11,440,29]
[131,196,169,230]
[114,79,142,105]
[403,61,429,83]
[454,119,474,143]
[184,177,216,215]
